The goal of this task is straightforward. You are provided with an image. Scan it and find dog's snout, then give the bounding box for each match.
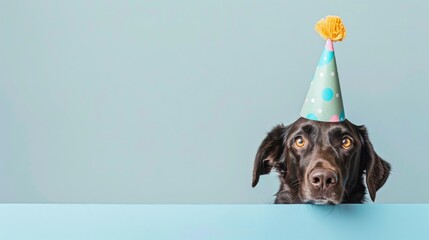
[309,169,338,190]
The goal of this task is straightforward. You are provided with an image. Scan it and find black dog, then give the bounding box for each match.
[252,117,391,204]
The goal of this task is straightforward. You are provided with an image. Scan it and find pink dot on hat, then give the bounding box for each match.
[330,115,339,122]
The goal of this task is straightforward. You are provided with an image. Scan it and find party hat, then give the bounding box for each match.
[300,16,347,122]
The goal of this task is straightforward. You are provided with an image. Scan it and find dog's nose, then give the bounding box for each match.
[309,169,338,190]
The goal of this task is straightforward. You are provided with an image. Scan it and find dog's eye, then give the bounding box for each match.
[341,137,352,149]
[294,137,306,148]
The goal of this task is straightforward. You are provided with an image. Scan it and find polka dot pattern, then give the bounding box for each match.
[306,113,318,121]
[340,111,345,121]
[300,39,345,123]
[322,88,334,101]
[330,115,339,122]
[318,49,334,67]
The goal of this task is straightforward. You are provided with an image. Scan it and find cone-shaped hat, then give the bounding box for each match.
[300,16,347,122]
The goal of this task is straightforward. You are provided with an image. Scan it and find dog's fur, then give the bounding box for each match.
[252,118,391,204]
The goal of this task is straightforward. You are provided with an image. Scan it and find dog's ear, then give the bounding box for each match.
[252,124,289,188]
[358,126,391,202]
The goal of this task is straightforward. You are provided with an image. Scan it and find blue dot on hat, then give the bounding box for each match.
[318,49,334,66]
[322,88,334,101]
[340,111,345,121]
[306,113,318,121]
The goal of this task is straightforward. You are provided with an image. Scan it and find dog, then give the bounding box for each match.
[252,117,391,204]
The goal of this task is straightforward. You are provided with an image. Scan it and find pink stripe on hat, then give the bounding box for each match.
[325,39,334,51]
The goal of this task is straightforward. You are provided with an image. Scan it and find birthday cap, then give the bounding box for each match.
[300,16,347,122]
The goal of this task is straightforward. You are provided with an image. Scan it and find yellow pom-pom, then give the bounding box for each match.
[315,16,346,42]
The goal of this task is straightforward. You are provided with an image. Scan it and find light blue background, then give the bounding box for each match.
[1,204,428,239]
[0,0,428,203]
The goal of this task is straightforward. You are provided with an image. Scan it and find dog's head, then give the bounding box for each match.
[252,118,391,204]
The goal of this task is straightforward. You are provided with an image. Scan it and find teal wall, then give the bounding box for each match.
[0,0,428,203]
